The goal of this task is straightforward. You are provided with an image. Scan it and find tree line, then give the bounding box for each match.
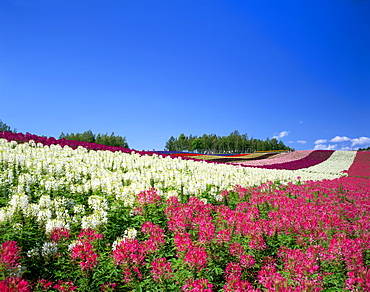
[165,130,293,153]
[2,119,294,152]
[0,119,16,133]
[59,130,129,148]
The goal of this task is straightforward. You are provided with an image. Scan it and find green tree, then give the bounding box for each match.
[191,138,203,153]
[0,119,16,133]
[164,131,292,153]
[59,130,128,148]
[165,136,177,151]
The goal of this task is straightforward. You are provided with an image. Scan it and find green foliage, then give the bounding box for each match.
[59,130,129,148]
[165,130,293,153]
[0,119,16,133]
[358,146,370,151]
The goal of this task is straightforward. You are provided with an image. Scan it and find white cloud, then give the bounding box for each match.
[340,146,353,151]
[297,140,307,144]
[314,144,337,150]
[330,136,350,143]
[314,139,327,144]
[351,136,370,147]
[272,131,290,139]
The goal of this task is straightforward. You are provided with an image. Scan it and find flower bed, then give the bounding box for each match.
[1,177,369,291]
[230,150,314,166]
[347,151,370,178]
[233,150,335,170]
[0,133,369,291]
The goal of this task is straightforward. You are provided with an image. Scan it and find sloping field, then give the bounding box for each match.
[230,150,314,166]
[0,131,369,291]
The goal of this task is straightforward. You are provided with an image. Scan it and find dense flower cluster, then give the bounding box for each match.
[0,132,369,290]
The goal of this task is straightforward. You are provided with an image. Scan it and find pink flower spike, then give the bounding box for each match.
[0,277,31,292]
[39,279,53,290]
[0,241,21,272]
[150,257,174,282]
[53,280,77,292]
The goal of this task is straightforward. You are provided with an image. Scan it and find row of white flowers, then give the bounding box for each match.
[0,138,353,234]
[301,150,356,175]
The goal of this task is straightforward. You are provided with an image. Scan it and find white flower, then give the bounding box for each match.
[73,204,86,215]
[41,242,58,257]
[39,195,52,209]
[88,195,108,211]
[45,219,70,234]
[27,248,40,258]
[81,210,107,229]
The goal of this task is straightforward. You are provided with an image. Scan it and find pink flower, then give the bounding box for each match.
[223,279,257,292]
[71,241,98,270]
[137,188,162,205]
[51,227,70,243]
[71,229,103,271]
[53,280,77,291]
[0,277,31,292]
[225,262,242,283]
[240,254,255,269]
[0,241,20,272]
[150,257,174,282]
[112,238,145,282]
[39,279,53,290]
[249,233,266,250]
[141,221,166,253]
[216,228,232,244]
[174,232,194,254]
[77,229,103,242]
[229,242,244,258]
[100,282,117,291]
[184,246,208,271]
[182,278,213,292]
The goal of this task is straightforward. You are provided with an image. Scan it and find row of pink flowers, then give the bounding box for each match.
[346,151,370,178]
[233,150,334,170]
[230,150,314,166]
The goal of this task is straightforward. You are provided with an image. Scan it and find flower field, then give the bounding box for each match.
[0,132,369,291]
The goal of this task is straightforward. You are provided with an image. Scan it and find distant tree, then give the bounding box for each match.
[59,130,129,148]
[164,131,293,153]
[0,119,16,133]
[165,136,176,151]
[191,138,203,153]
[358,146,370,151]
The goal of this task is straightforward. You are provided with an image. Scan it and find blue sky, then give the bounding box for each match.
[1,0,369,151]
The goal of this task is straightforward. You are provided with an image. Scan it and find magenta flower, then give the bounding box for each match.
[182,278,213,291]
[0,277,30,292]
[184,246,208,271]
[53,280,77,291]
[71,241,98,270]
[216,228,232,244]
[51,227,70,243]
[240,254,255,269]
[112,238,146,282]
[223,279,258,292]
[71,229,103,271]
[0,241,21,273]
[39,279,53,290]
[77,228,103,242]
[100,282,117,291]
[141,221,166,252]
[137,188,162,205]
[229,242,244,258]
[174,232,194,255]
[150,257,174,282]
[224,262,243,283]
